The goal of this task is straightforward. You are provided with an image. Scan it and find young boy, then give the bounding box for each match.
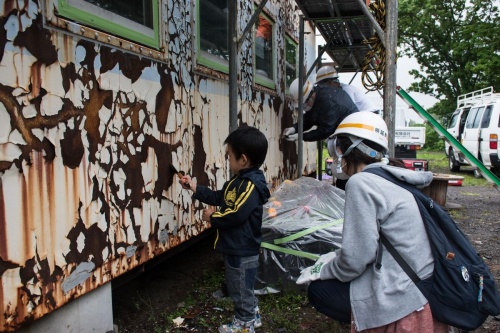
[179,126,270,333]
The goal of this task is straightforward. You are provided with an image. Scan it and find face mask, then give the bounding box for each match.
[331,157,349,180]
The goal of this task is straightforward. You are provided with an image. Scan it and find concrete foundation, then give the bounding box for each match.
[15,283,114,333]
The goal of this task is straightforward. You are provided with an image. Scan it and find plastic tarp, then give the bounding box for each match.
[255,177,345,294]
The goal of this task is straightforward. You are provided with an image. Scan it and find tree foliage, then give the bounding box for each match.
[398,0,500,116]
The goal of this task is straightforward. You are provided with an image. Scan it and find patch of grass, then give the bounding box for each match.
[156,264,347,333]
[416,151,489,186]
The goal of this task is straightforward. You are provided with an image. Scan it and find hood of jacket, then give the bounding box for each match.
[364,163,433,189]
[239,167,271,203]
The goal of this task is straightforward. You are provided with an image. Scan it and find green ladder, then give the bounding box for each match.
[396,87,500,190]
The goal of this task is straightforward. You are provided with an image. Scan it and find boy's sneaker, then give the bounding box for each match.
[219,317,255,333]
[254,306,262,328]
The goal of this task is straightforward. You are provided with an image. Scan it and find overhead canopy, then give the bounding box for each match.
[294,0,374,73]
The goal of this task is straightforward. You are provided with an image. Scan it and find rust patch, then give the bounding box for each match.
[0,177,5,259]
[60,116,85,168]
[14,16,57,65]
[99,47,151,82]
[0,16,6,64]
[273,95,282,115]
[192,125,209,186]
[3,1,17,16]
[155,64,174,133]
[60,62,77,94]
[0,257,18,278]
[65,210,108,268]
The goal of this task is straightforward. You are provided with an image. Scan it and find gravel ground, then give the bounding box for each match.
[113,181,500,333]
[445,184,500,332]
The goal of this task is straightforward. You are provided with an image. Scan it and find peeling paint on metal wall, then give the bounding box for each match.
[0,0,314,330]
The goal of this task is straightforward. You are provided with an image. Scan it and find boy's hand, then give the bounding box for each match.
[202,206,215,222]
[179,175,196,192]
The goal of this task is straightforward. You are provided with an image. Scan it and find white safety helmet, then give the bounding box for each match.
[289,78,314,108]
[316,66,339,83]
[331,111,388,153]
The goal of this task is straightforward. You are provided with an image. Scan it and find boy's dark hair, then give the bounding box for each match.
[224,126,268,167]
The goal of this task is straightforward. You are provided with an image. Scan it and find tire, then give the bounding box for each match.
[448,149,460,172]
[492,167,500,178]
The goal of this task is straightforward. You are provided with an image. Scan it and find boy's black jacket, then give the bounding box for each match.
[193,167,270,256]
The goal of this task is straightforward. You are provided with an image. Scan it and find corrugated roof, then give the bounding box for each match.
[295,0,373,73]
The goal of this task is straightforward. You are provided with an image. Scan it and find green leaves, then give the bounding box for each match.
[398,0,500,116]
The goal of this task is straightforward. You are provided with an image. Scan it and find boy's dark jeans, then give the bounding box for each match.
[224,254,259,322]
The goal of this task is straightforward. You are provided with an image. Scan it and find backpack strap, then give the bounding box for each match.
[380,233,421,283]
[364,167,423,284]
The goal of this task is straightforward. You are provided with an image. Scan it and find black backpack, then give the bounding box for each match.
[364,167,500,331]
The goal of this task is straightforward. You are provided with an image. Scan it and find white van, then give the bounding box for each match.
[444,87,500,177]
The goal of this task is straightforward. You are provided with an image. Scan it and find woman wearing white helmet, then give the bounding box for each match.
[316,66,378,113]
[297,112,447,332]
[283,77,359,142]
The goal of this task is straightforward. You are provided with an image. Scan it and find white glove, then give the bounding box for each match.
[296,251,337,285]
[283,127,296,136]
[285,133,298,141]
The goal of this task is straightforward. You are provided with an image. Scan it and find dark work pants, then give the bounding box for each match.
[307,279,351,323]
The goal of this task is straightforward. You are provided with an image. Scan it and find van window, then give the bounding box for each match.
[448,112,460,128]
[472,106,485,128]
[466,106,485,129]
[480,105,493,128]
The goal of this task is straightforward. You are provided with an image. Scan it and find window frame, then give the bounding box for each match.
[448,112,459,128]
[472,106,485,129]
[480,105,493,128]
[196,0,230,73]
[284,34,298,92]
[58,0,160,49]
[253,11,275,89]
[466,107,479,129]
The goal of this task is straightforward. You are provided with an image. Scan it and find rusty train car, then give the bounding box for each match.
[0,0,318,330]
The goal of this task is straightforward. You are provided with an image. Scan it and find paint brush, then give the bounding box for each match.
[171,164,190,189]
[170,164,183,180]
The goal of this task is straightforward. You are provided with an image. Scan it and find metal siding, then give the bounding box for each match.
[0,0,316,330]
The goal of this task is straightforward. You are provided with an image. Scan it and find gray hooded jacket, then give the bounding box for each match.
[320,163,434,330]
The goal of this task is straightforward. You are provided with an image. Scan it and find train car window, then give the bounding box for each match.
[58,0,159,49]
[285,35,298,91]
[254,13,275,89]
[197,0,229,72]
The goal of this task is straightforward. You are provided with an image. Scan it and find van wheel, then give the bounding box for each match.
[491,167,500,178]
[449,150,460,172]
[473,169,482,178]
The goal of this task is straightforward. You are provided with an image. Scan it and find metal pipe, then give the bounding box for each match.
[298,16,305,177]
[307,46,326,79]
[354,0,386,48]
[383,0,398,158]
[317,44,323,181]
[237,0,269,51]
[228,0,237,132]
